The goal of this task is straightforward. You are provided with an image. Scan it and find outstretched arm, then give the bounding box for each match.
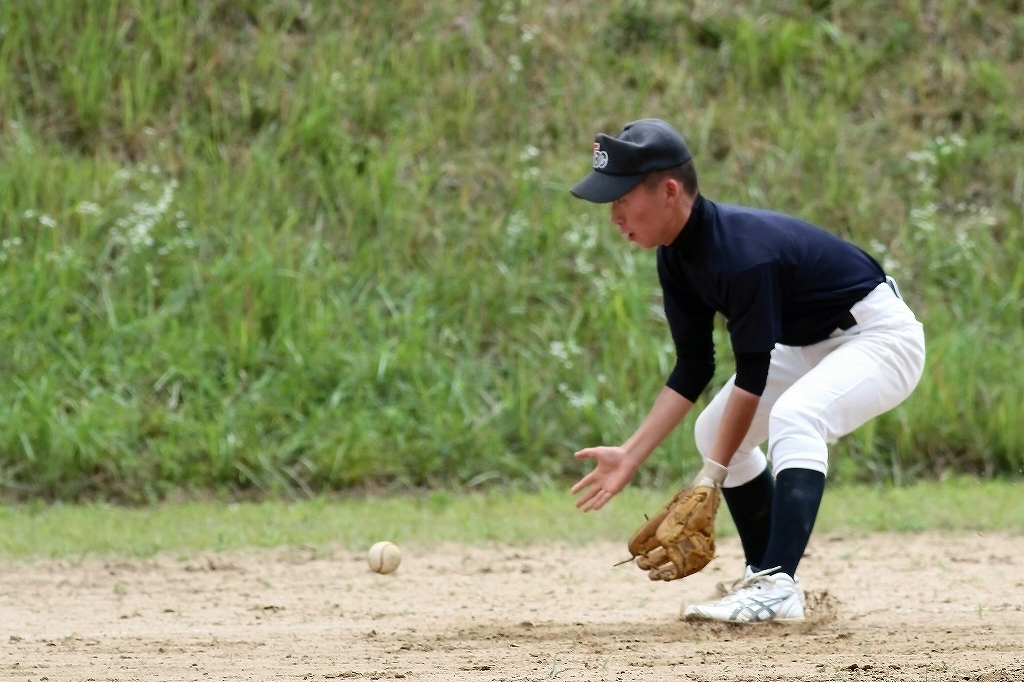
[571,386,693,512]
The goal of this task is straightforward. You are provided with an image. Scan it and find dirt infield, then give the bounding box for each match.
[1,532,1021,681]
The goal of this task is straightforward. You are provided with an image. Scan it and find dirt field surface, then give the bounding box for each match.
[1,532,1021,682]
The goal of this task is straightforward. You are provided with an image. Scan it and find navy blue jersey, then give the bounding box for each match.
[659,194,885,400]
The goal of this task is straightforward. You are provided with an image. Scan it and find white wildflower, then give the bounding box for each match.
[906,150,936,165]
[568,391,597,409]
[549,339,582,368]
[564,216,598,251]
[573,254,594,275]
[556,383,597,410]
[910,204,937,233]
[519,145,540,162]
[975,208,997,227]
[506,211,527,239]
[113,180,177,251]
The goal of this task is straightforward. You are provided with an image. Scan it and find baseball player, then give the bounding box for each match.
[568,119,925,622]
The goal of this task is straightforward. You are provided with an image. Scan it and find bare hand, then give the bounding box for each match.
[570,446,638,512]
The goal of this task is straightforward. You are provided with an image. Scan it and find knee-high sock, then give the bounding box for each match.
[756,468,825,578]
[721,466,774,568]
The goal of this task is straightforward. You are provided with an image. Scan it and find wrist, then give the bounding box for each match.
[692,459,728,488]
[620,444,648,471]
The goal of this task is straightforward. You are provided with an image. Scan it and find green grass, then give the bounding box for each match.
[1,479,1020,560]
[0,1,1023,500]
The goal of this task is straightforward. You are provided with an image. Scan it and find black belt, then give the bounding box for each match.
[837,310,857,330]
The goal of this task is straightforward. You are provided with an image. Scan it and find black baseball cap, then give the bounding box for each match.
[570,118,692,203]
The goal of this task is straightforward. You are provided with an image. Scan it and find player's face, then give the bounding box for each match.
[609,182,672,248]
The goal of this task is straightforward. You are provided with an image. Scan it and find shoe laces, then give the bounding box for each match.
[714,566,754,597]
[724,566,786,599]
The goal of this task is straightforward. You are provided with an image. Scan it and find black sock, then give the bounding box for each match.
[756,468,826,578]
[721,466,774,568]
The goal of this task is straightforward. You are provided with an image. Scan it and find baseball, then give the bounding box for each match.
[367,541,401,574]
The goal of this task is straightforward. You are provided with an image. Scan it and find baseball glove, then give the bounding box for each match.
[627,460,727,581]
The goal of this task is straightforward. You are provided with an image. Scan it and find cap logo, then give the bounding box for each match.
[592,142,609,170]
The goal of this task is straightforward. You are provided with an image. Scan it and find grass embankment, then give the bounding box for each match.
[1,2,1023,500]
[0,479,1020,560]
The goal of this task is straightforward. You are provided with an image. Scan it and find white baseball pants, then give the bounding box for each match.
[694,281,926,486]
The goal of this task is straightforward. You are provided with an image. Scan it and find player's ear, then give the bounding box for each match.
[664,177,681,201]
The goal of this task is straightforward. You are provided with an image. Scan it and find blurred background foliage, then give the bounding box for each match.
[0,0,1022,501]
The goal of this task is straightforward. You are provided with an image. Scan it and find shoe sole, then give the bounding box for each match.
[681,611,805,624]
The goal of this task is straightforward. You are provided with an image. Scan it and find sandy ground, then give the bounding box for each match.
[0,532,1021,681]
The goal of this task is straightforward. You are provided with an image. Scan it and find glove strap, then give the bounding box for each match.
[692,460,728,488]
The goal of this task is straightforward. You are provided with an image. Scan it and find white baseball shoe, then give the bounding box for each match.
[683,567,805,623]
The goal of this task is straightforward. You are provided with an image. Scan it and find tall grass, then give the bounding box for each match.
[0,1,1022,501]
